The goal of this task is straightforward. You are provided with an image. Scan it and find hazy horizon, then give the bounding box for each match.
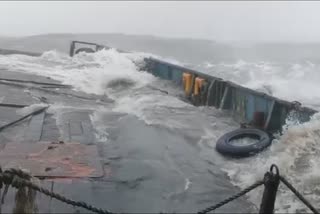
[3,32,320,45]
[1,1,320,43]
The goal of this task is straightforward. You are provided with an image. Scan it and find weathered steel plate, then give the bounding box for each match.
[0,142,103,178]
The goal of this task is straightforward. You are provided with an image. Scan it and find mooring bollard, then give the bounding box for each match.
[259,164,280,214]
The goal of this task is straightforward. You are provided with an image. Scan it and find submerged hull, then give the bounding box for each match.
[69,40,317,133]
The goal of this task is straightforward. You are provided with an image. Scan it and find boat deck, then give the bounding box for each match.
[0,68,254,213]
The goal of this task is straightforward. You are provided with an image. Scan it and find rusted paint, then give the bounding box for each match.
[0,142,103,178]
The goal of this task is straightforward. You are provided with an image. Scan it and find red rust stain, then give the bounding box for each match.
[29,153,95,177]
[1,142,101,178]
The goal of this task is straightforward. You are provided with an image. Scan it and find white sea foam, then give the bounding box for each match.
[201,60,320,109]
[196,58,320,212]
[219,112,320,213]
[0,49,156,95]
[16,103,49,116]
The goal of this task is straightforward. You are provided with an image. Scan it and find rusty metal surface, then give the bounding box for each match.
[0,142,103,178]
[0,68,254,213]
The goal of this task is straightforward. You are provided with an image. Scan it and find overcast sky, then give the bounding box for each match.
[0,1,320,42]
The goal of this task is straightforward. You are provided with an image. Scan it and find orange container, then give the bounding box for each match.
[183,73,192,95]
[194,77,205,95]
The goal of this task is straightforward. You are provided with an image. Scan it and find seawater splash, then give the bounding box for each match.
[220,112,320,213]
[196,60,320,110]
[16,103,49,116]
[0,49,156,95]
[0,49,195,129]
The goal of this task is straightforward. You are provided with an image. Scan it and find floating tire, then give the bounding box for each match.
[74,47,95,55]
[216,128,272,158]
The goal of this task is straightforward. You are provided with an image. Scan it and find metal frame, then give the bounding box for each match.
[69,40,110,57]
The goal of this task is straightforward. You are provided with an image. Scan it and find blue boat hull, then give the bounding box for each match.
[142,57,317,133]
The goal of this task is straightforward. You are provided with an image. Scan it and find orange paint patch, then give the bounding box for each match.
[0,142,103,178]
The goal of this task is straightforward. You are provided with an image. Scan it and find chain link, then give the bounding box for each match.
[197,180,264,214]
[279,176,319,214]
[0,166,319,214]
[0,169,114,214]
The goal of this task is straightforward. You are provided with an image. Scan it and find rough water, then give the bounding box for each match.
[193,60,320,110]
[0,39,319,213]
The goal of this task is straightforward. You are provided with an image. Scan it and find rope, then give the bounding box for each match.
[0,169,115,214]
[197,180,264,214]
[279,176,319,214]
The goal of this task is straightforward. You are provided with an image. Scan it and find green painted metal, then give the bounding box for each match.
[143,57,318,133]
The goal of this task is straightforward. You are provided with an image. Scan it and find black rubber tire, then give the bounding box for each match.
[216,128,272,158]
[74,47,95,55]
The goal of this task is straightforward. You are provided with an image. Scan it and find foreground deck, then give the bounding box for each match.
[0,68,254,213]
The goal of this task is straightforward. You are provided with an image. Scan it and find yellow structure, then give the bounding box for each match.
[194,77,205,95]
[183,73,192,95]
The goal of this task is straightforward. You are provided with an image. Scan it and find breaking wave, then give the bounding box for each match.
[197,60,320,110]
[0,49,155,95]
[0,49,194,129]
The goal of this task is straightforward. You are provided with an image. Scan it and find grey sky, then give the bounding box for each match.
[0,1,320,42]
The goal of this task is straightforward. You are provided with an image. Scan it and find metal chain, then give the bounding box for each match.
[279,176,319,214]
[1,167,319,214]
[0,169,115,214]
[197,180,264,214]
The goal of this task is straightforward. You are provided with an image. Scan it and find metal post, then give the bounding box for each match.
[259,164,280,214]
[69,41,75,57]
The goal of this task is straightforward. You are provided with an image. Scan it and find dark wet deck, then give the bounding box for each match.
[0,68,255,213]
